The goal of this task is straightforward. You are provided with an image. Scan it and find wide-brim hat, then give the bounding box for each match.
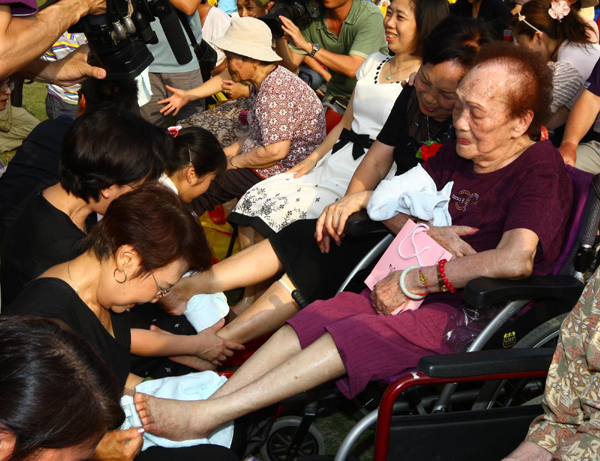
[210,17,282,62]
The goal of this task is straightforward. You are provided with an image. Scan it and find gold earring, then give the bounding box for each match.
[114,268,128,284]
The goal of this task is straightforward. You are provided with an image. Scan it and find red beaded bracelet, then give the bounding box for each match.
[437,259,456,293]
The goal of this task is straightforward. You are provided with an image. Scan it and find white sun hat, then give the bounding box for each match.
[210,17,282,62]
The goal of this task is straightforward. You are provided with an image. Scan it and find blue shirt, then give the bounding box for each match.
[148,11,203,73]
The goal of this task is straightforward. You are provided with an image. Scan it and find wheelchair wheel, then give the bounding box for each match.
[259,416,326,461]
[472,312,567,411]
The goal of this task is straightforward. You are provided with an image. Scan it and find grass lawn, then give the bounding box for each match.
[1,81,48,166]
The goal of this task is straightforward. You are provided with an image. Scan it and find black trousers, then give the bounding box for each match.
[191,167,262,217]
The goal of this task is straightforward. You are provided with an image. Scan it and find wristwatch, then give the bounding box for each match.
[309,43,321,58]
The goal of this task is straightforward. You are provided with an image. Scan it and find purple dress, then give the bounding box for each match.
[287,140,573,399]
[1,0,37,16]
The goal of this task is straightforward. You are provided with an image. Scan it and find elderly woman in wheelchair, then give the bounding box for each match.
[132,43,574,443]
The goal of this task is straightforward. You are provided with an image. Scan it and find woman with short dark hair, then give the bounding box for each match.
[4,183,240,461]
[1,108,167,308]
[0,315,126,461]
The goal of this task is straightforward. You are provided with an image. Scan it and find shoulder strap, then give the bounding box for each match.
[174,8,199,47]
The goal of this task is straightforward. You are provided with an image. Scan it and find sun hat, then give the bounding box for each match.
[210,17,282,62]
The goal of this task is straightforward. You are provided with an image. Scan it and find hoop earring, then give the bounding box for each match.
[114,268,128,284]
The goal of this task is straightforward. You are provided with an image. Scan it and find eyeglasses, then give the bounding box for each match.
[151,272,171,298]
[0,81,15,93]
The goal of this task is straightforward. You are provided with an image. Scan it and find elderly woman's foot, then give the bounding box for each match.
[133,393,214,441]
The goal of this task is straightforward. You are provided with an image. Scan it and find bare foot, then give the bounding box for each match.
[158,278,194,316]
[134,393,215,441]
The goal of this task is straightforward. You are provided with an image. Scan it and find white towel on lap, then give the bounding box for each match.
[367,164,453,226]
[120,372,234,450]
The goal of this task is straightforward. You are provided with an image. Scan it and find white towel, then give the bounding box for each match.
[367,164,453,226]
[178,270,230,333]
[135,67,153,107]
[184,292,230,332]
[120,372,234,450]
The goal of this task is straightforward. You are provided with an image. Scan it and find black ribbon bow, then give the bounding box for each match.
[331,128,374,160]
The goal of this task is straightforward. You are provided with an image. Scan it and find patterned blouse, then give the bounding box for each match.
[243,66,326,179]
[526,266,600,459]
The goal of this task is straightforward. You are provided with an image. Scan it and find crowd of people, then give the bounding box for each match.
[2,0,600,459]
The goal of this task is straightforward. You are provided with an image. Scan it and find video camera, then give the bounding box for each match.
[62,0,192,78]
[259,0,323,39]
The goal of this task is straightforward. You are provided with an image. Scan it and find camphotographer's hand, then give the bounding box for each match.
[279,16,311,53]
[20,45,106,86]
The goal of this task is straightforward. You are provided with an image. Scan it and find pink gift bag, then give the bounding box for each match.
[365,219,453,315]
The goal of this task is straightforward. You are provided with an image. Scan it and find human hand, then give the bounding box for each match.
[287,152,320,178]
[158,85,191,117]
[222,80,249,99]
[168,354,218,371]
[146,325,217,370]
[45,45,107,86]
[314,191,370,253]
[401,71,417,88]
[428,226,478,258]
[371,271,408,315]
[92,428,144,461]
[280,16,311,52]
[558,142,577,167]
[193,318,244,365]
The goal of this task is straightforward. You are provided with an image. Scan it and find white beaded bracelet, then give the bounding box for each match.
[398,265,427,300]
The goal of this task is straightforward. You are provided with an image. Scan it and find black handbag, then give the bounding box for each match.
[175,9,218,82]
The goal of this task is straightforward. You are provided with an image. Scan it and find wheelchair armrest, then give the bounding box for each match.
[418,348,554,378]
[463,275,583,308]
[344,210,387,237]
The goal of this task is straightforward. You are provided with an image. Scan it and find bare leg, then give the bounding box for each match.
[134,327,346,441]
[219,274,300,344]
[234,227,270,314]
[159,239,284,314]
[502,442,552,461]
[232,278,273,316]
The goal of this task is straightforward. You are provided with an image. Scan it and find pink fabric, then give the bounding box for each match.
[287,289,455,399]
[244,66,326,179]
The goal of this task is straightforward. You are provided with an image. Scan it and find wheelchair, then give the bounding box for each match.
[251,166,600,461]
[326,167,600,460]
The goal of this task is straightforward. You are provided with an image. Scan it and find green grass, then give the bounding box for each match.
[1,81,48,166]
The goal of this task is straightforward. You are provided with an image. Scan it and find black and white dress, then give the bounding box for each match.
[228,53,403,237]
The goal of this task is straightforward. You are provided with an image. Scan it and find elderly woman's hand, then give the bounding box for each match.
[222,80,250,99]
[559,142,577,167]
[315,191,371,253]
[428,226,479,258]
[158,85,191,117]
[92,428,144,461]
[371,271,408,316]
[280,16,311,53]
[287,152,320,178]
